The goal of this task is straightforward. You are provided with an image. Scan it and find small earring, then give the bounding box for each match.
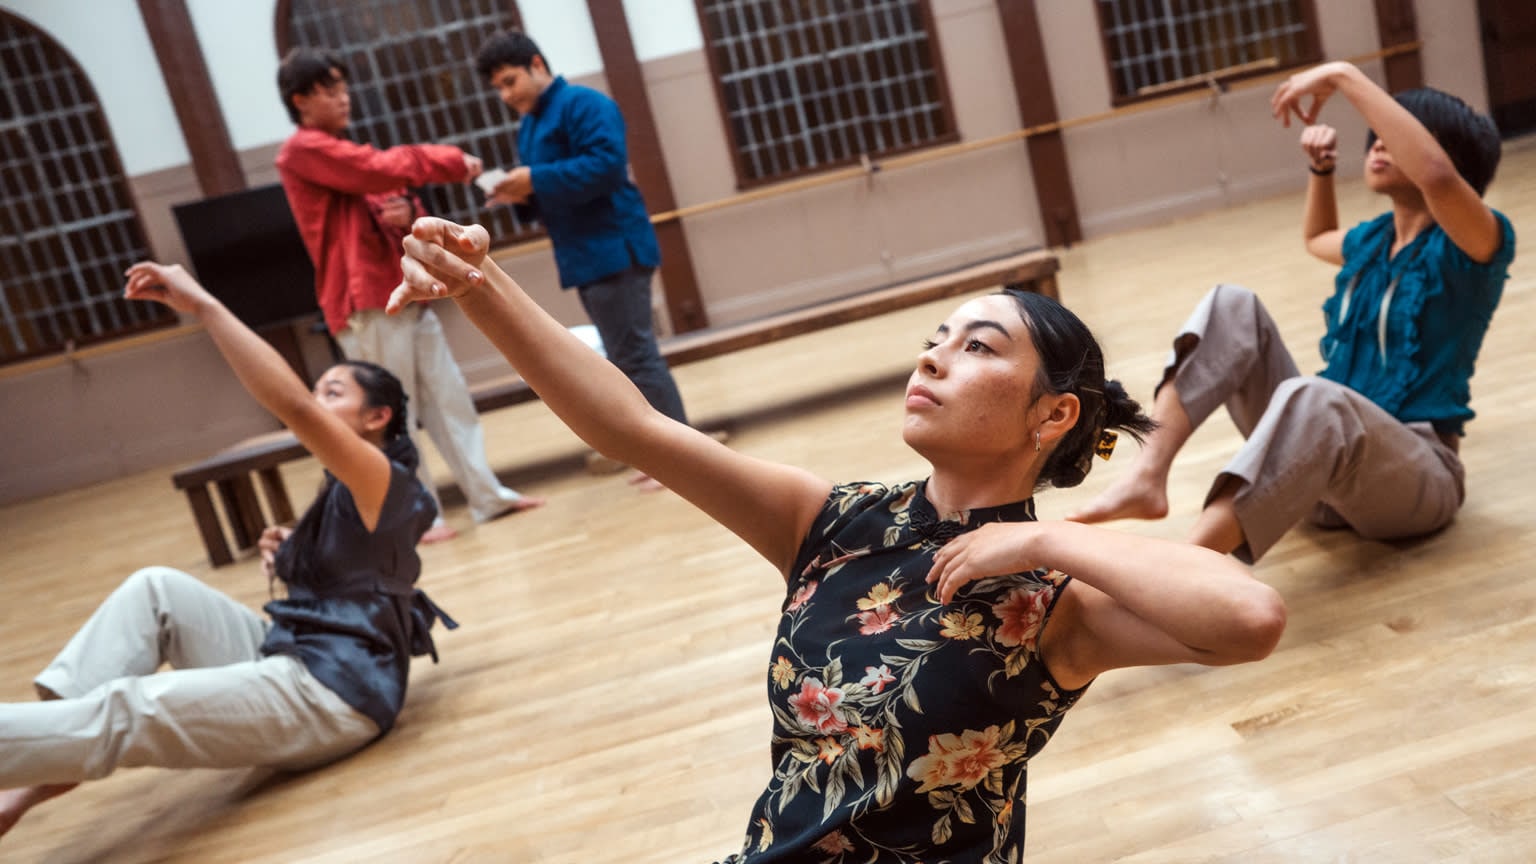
[1034,430,1041,453]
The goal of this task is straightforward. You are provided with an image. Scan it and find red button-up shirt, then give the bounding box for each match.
[276,127,469,334]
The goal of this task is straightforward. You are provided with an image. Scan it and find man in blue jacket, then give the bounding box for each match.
[475,30,690,442]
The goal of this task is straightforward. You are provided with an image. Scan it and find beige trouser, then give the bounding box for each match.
[337,305,524,522]
[0,567,377,788]
[1164,284,1465,563]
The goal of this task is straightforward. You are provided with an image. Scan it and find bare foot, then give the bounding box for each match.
[482,496,548,523]
[1066,472,1170,523]
[0,784,77,839]
[419,522,460,545]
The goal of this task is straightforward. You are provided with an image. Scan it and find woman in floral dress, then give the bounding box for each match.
[388,219,1287,861]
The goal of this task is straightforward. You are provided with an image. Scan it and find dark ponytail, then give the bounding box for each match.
[273,361,417,589]
[1002,289,1156,490]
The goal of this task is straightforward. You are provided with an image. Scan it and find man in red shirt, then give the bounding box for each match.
[276,48,543,541]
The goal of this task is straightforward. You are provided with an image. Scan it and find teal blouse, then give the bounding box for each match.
[1319,210,1515,436]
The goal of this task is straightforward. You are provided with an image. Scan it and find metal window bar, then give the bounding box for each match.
[699,0,950,184]
[1097,0,1310,99]
[0,17,167,363]
[286,0,528,244]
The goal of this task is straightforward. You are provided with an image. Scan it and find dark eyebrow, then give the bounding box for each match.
[933,320,1014,341]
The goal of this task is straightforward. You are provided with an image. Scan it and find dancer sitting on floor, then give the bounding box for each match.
[1070,60,1514,563]
[385,215,1286,860]
[0,262,456,839]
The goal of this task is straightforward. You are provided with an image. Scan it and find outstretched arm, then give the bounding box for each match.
[1272,61,1501,262]
[280,132,481,197]
[124,263,392,529]
[388,219,833,576]
[928,521,1285,690]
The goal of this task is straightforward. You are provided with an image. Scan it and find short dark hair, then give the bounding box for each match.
[1366,88,1502,196]
[1002,289,1157,491]
[475,29,546,82]
[277,47,348,125]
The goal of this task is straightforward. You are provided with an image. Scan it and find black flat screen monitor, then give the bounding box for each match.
[172,183,318,330]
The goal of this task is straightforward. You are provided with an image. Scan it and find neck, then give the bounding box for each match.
[924,459,1038,516]
[1388,198,1434,253]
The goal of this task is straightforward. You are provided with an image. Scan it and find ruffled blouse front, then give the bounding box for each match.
[1319,210,1514,435]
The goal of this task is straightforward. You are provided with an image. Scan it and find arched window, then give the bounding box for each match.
[277,0,535,247]
[0,11,172,366]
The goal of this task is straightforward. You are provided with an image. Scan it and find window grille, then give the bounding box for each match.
[696,0,956,186]
[282,0,533,246]
[0,13,172,365]
[1096,0,1319,103]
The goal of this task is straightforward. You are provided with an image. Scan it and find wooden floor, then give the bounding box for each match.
[3,141,1534,863]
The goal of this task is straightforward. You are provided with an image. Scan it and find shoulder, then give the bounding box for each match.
[558,82,620,118]
[1431,208,1517,276]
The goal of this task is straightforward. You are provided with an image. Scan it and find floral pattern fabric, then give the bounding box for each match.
[719,481,1088,864]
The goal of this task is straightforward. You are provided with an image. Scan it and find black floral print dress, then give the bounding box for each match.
[720,481,1090,864]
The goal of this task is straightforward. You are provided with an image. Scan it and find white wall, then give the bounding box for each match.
[622,0,704,61]
[1,0,188,174]
[186,0,286,152]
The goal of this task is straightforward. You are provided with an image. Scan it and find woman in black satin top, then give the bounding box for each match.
[0,262,454,840]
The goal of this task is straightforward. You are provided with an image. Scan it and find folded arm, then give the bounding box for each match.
[928,521,1286,690]
[526,93,631,209]
[1273,62,1501,262]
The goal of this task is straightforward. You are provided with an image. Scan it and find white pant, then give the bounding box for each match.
[0,567,377,787]
[336,306,523,522]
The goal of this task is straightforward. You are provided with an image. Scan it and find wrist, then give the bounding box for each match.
[1308,162,1335,176]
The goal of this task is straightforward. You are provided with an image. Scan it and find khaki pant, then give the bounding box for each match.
[0,567,377,787]
[1164,284,1465,563]
[337,305,525,522]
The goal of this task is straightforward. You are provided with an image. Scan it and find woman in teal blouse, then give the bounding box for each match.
[1071,61,1514,564]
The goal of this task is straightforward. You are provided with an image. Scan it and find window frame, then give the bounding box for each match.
[1092,0,1323,107]
[692,0,961,190]
[0,10,174,367]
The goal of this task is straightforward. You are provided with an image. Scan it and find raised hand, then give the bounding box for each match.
[1300,124,1338,171]
[926,522,1046,604]
[123,261,215,315]
[386,218,491,314]
[1271,61,1351,128]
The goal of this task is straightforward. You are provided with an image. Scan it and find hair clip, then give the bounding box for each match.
[1094,429,1118,461]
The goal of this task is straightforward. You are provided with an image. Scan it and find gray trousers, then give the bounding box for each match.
[577,266,689,425]
[0,567,377,787]
[1164,284,1464,563]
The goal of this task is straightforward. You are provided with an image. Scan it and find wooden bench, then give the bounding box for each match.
[171,249,1059,565]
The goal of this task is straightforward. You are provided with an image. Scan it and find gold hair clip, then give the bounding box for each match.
[1094,429,1118,461]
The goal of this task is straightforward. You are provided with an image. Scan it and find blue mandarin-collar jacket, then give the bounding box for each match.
[516,76,660,288]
